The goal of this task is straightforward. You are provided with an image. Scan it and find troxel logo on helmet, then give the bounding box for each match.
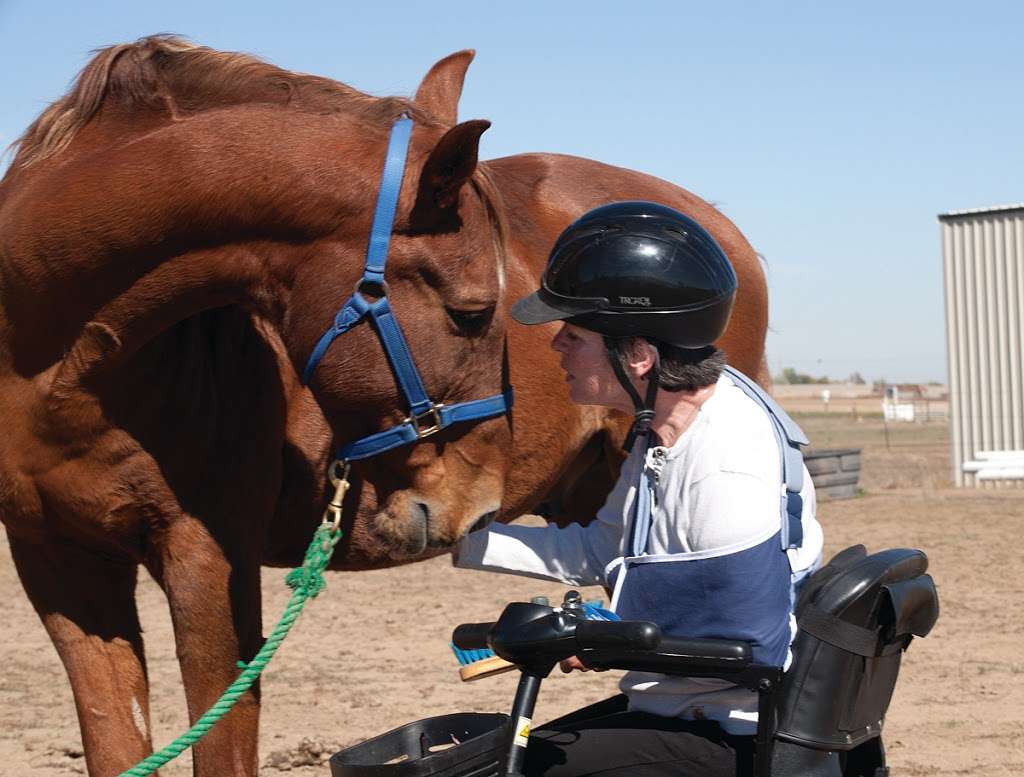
[619,296,652,307]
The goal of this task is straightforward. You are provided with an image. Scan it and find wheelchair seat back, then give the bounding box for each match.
[775,545,939,753]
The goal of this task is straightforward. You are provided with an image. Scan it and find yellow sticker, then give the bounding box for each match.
[513,715,532,747]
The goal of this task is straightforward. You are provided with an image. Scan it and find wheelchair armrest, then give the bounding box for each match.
[579,635,753,676]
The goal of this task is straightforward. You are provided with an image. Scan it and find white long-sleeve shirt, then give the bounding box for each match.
[456,373,823,733]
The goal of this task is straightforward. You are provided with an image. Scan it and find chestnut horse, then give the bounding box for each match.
[0,37,768,776]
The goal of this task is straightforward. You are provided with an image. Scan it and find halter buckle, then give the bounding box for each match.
[322,460,351,534]
[407,404,444,438]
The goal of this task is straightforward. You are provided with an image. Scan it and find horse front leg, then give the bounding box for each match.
[152,515,263,777]
[8,533,154,777]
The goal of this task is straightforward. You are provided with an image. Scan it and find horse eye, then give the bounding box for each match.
[445,305,495,336]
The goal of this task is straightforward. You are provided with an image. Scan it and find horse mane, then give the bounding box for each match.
[12,34,433,169]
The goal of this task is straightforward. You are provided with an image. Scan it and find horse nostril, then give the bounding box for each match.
[409,502,430,548]
[468,510,499,535]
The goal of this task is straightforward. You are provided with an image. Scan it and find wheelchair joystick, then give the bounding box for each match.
[561,590,583,610]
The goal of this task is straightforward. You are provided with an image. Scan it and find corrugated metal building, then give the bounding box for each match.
[939,204,1024,487]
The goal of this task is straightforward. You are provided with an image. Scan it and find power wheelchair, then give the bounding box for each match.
[330,545,939,777]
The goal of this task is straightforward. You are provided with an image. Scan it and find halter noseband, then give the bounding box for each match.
[301,116,512,467]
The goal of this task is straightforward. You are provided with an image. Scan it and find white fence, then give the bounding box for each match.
[882,401,915,422]
[962,450,1024,480]
[881,399,950,423]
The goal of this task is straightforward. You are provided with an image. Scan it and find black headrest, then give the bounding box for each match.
[802,547,938,644]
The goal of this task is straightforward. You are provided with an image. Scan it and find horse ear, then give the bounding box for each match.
[408,119,490,232]
[414,50,475,126]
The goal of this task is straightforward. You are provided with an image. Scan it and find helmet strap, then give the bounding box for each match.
[608,349,661,452]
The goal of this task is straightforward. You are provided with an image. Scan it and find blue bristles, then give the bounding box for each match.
[451,645,496,665]
[581,602,619,621]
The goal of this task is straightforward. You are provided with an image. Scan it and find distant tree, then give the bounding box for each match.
[847,372,866,385]
[776,367,822,385]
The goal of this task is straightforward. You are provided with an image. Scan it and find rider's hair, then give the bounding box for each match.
[603,336,726,392]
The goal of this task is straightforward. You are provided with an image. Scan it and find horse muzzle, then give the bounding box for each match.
[371,496,500,559]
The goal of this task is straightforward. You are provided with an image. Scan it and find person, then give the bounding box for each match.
[454,201,823,777]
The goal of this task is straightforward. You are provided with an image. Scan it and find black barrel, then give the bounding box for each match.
[330,712,511,777]
[803,448,862,500]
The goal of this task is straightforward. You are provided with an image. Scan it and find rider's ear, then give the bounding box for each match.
[629,340,659,381]
[408,119,490,233]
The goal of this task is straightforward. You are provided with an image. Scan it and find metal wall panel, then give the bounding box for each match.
[940,205,1024,487]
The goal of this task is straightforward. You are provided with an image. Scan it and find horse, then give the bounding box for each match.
[0,36,769,777]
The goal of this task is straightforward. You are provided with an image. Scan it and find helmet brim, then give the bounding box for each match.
[510,289,605,325]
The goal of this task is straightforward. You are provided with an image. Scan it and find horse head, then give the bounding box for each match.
[285,112,516,560]
[1,38,517,561]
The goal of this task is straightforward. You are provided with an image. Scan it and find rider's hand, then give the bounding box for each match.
[560,656,607,673]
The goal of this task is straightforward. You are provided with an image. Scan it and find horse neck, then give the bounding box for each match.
[0,106,368,379]
[477,156,572,285]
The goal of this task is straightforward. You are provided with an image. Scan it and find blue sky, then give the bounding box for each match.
[3,1,1021,383]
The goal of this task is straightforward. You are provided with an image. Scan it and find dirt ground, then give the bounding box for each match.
[2,412,1022,776]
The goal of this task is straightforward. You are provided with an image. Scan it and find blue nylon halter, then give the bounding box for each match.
[302,116,512,463]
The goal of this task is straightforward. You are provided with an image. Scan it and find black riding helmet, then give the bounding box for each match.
[512,201,738,450]
[511,201,737,349]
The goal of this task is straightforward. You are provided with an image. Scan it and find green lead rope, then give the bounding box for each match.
[118,524,342,777]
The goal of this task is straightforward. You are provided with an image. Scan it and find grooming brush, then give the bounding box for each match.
[450,599,618,682]
[451,645,518,682]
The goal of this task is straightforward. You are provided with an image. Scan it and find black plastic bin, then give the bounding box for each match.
[330,712,511,777]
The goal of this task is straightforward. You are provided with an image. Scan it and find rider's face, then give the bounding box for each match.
[550,323,631,411]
